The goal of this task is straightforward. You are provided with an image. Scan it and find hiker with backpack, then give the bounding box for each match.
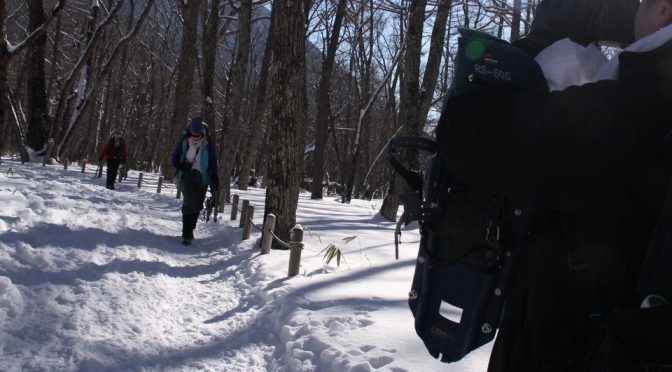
[171,117,219,246]
[394,0,672,370]
[446,0,672,370]
[98,129,128,190]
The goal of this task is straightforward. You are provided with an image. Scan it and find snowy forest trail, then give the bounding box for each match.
[1,159,488,371]
[0,161,286,370]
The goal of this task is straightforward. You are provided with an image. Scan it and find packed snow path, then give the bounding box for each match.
[0,159,489,371]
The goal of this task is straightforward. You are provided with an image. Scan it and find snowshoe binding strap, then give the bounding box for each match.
[388,136,438,258]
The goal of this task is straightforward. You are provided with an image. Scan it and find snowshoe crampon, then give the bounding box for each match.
[390,28,546,363]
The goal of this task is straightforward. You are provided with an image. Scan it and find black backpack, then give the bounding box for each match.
[389,28,547,363]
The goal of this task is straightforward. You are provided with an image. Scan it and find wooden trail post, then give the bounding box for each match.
[230,194,239,221]
[239,200,250,228]
[176,184,182,199]
[218,191,226,213]
[81,160,87,173]
[288,225,304,277]
[137,172,144,188]
[63,158,69,170]
[157,176,164,194]
[260,214,276,254]
[242,205,255,240]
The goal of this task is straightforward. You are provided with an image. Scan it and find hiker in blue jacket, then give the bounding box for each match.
[171,117,219,246]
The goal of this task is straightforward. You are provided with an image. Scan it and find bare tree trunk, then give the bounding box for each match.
[163,0,200,174]
[511,0,522,41]
[60,0,99,160]
[219,0,252,199]
[201,0,221,130]
[237,8,276,192]
[25,0,49,155]
[418,0,451,123]
[0,0,67,161]
[264,0,311,244]
[381,0,427,221]
[56,0,153,159]
[310,0,347,199]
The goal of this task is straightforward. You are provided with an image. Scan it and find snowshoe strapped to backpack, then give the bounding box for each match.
[389,28,547,363]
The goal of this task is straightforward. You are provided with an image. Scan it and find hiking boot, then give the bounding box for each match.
[182,238,192,246]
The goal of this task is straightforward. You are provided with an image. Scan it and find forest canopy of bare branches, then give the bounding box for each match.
[0,0,535,216]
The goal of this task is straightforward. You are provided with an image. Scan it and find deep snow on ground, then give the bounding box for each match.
[0,158,491,371]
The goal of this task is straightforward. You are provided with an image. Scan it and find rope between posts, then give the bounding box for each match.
[248,216,296,249]
[250,219,263,232]
[270,230,292,248]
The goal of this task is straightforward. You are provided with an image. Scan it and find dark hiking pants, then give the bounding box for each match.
[106,159,120,189]
[180,169,207,240]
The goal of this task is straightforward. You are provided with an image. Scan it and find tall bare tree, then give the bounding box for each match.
[237,6,276,192]
[163,0,201,174]
[264,0,312,243]
[219,0,252,200]
[2,0,67,160]
[201,0,222,130]
[380,0,427,221]
[419,0,451,123]
[25,0,49,155]
[54,0,155,159]
[511,0,522,41]
[310,0,347,199]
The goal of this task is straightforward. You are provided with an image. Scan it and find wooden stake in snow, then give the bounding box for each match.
[288,225,304,276]
[239,199,250,228]
[81,160,87,173]
[242,205,254,240]
[157,176,164,194]
[230,194,240,221]
[260,213,276,254]
[137,172,144,188]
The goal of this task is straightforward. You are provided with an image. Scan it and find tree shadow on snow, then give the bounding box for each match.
[0,223,243,286]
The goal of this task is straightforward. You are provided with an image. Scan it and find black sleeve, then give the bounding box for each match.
[512,0,638,57]
[438,79,669,211]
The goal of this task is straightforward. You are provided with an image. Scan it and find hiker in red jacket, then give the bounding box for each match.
[99,129,128,190]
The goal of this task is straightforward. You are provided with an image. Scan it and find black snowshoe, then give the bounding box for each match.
[389,28,547,363]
